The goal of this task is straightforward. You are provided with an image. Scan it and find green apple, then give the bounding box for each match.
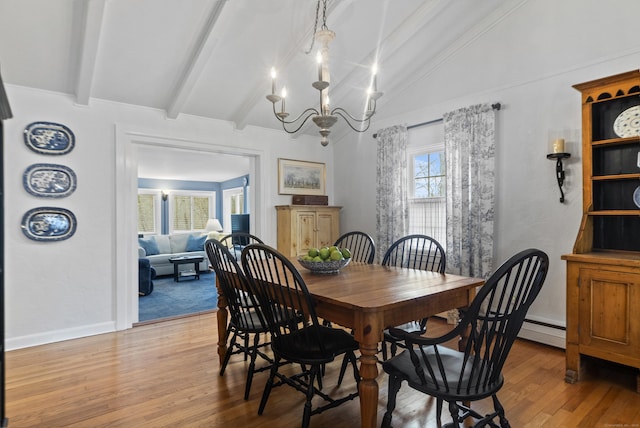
[341,248,352,259]
[308,248,319,258]
[330,249,344,261]
[319,247,330,260]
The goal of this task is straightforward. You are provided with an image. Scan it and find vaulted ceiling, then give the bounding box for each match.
[0,0,511,180]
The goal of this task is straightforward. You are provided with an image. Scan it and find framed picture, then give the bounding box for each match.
[278,158,326,195]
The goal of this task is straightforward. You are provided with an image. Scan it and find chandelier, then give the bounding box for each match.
[266,0,383,146]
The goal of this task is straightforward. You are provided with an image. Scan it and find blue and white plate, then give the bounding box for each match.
[23,163,77,198]
[21,207,77,241]
[613,106,640,138]
[23,122,75,155]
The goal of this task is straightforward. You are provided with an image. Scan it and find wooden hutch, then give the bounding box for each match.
[276,205,341,257]
[562,70,640,392]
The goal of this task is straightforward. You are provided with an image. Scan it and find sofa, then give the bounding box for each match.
[138,232,220,276]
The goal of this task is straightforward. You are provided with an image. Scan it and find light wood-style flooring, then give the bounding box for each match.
[6,313,640,427]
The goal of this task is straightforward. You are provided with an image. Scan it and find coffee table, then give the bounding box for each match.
[168,255,204,282]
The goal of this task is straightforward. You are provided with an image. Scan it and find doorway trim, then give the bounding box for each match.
[115,125,264,329]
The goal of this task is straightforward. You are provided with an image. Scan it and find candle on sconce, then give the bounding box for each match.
[281,87,287,113]
[372,64,378,92]
[270,68,277,95]
[316,52,323,82]
[553,138,565,154]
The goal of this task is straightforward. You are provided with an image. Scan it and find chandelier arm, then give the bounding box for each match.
[330,106,376,123]
[332,110,373,133]
[271,104,320,134]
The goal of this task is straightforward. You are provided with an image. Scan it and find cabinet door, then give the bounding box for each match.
[295,211,316,255]
[316,212,336,249]
[578,268,640,366]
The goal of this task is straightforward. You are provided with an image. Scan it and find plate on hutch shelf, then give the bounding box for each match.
[23,121,75,155]
[634,186,640,209]
[21,207,77,241]
[23,163,77,198]
[613,105,640,138]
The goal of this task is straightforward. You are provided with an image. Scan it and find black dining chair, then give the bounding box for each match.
[381,248,549,428]
[241,243,360,428]
[334,231,376,264]
[381,234,447,360]
[204,238,272,400]
[219,232,264,260]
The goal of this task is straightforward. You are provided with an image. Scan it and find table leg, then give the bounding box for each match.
[215,276,228,365]
[173,263,179,282]
[355,312,384,428]
[358,342,379,428]
[195,261,201,280]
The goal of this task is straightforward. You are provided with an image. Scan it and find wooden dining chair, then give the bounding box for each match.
[381,248,549,428]
[241,243,360,428]
[334,231,376,264]
[204,238,272,400]
[219,232,263,260]
[381,234,447,360]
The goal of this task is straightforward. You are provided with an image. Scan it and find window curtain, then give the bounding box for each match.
[444,103,496,279]
[376,125,408,260]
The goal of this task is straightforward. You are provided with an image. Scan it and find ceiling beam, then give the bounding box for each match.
[73,0,106,106]
[166,0,228,119]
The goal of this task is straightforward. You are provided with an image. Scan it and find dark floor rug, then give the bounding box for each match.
[138,271,218,322]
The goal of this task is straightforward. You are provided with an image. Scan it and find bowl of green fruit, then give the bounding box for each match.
[298,246,352,274]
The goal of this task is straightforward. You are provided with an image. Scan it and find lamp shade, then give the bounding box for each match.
[205,218,223,232]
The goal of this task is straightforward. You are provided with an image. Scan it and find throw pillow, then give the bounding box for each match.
[139,236,160,256]
[186,234,206,252]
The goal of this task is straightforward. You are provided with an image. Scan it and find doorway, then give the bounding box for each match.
[115,127,265,329]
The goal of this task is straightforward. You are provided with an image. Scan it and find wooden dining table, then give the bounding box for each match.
[215,260,484,428]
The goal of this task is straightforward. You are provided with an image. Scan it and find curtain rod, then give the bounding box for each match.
[373,102,501,139]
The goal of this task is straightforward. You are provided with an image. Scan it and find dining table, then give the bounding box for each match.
[215,259,484,428]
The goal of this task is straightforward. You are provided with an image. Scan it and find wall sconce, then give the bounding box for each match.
[547,139,571,203]
[161,190,168,201]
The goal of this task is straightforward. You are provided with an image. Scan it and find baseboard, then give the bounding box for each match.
[6,321,116,351]
[518,319,566,349]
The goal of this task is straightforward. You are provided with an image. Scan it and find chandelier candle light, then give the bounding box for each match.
[266,0,383,146]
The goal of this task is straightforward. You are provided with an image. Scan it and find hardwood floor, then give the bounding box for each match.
[5,313,640,427]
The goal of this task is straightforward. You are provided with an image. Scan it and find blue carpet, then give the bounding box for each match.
[138,271,218,322]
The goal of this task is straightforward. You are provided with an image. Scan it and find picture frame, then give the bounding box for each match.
[278,158,326,195]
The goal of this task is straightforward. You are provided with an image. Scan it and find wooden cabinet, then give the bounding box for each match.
[276,205,341,257]
[562,70,640,391]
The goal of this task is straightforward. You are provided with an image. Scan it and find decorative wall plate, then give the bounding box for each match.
[21,207,77,241]
[23,163,77,198]
[613,105,640,138]
[23,121,75,155]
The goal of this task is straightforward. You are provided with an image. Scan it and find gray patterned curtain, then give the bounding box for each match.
[376,125,408,260]
[444,103,496,278]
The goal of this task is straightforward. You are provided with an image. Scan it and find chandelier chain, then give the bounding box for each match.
[304,0,322,55]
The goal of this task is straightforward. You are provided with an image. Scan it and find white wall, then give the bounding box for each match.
[334,0,640,348]
[4,0,640,350]
[4,86,333,349]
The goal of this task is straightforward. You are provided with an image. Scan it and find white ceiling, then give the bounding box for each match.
[0,0,510,181]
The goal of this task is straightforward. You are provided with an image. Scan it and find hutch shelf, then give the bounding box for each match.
[562,70,640,392]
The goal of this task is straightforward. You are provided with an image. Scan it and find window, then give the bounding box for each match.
[223,187,244,233]
[137,190,161,235]
[408,129,446,248]
[169,191,216,234]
